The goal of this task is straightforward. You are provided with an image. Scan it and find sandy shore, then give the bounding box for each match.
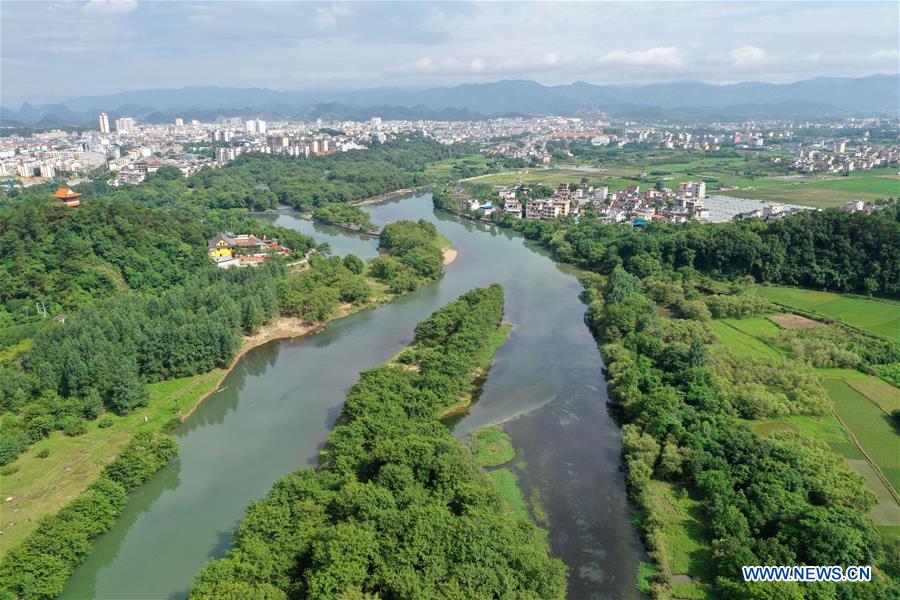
[181,245,458,421]
[179,317,326,421]
[442,247,458,266]
[352,186,430,206]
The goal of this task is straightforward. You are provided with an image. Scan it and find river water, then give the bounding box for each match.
[62,193,644,600]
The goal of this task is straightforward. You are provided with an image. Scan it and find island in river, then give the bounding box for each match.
[58,193,644,600]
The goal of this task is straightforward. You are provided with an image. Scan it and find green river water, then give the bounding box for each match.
[61,193,645,600]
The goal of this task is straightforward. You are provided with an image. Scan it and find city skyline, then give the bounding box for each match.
[2,1,898,106]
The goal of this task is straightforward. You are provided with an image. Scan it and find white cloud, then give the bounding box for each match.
[82,0,137,15]
[414,57,434,72]
[600,46,684,68]
[544,52,559,66]
[869,49,899,61]
[314,3,352,29]
[728,45,766,67]
[470,58,485,72]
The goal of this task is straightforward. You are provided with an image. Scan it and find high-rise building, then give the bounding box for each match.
[115,117,136,134]
[39,163,56,179]
[370,117,382,128]
[98,112,110,134]
[174,117,184,127]
[245,119,267,134]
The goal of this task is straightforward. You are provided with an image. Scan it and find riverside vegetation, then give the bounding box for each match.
[188,285,568,599]
[495,203,899,599]
[0,216,448,598]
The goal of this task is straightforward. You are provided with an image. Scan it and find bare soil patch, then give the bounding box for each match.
[768,313,824,329]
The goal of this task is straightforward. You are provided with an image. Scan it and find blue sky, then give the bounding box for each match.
[1,1,898,106]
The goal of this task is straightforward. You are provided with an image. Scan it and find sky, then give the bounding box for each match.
[1,0,898,106]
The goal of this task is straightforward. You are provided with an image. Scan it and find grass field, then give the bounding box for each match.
[425,154,489,181]
[488,469,529,521]
[708,318,782,359]
[822,377,900,496]
[470,426,515,468]
[642,480,715,599]
[0,369,224,558]
[749,286,900,342]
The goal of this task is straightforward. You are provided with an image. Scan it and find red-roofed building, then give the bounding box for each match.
[53,188,81,207]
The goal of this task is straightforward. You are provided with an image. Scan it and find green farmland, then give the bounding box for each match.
[749,286,900,342]
[721,168,900,209]
[708,318,781,359]
[822,377,900,496]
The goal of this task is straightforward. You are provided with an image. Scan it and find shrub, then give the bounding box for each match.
[61,417,88,437]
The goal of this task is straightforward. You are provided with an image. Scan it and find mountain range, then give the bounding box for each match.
[2,74,897,127]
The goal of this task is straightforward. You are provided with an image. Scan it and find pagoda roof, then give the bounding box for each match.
[53,187,82,200]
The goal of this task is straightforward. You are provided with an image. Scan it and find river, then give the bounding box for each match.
[62,193,645,600]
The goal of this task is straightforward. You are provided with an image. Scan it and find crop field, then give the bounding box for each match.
[823,377,900,496]
[708,319,781,359]
[750,414,864,461]
[718,168,899,208]
[818,368,900,414]
[723,316,783,338]
[749,286,900,342]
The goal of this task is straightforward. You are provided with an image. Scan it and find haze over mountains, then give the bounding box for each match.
[3,74,897,127]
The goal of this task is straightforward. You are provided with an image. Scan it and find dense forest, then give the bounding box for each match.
[189,286,568,599]
[511,204,900,297]
[580,266,896,599]
[371,219,445,293]
[0,263,285,466]
[311,203,378,234]
[0,217,446,469]
[0,198,317,326]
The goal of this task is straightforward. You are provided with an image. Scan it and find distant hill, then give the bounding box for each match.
[2,74,897,127]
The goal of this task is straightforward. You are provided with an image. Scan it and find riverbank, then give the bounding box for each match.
[0,249,463,561]
[442,247,458,265]
[351,185,431,206]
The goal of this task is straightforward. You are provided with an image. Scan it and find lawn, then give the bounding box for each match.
[823,377,900,496]
[0,369,224,559]
[708,319,781,359]
[749,286,900,342]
